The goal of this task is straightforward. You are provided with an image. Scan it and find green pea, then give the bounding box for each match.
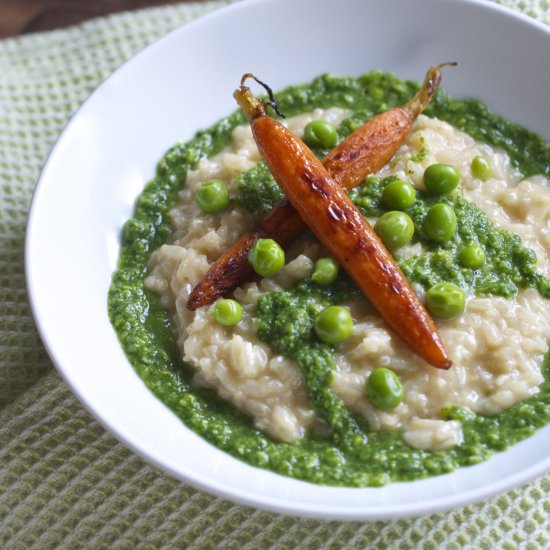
[425,282,466,319]
[195,179,230,213]
[382,179,416,210]
[366,368,404,410]
[471,155,492,181]
[424,203,457,243]
[423,163,461,195]
[247,238,285,277]
[458,243,486,269]
[303,119,338,149]
[211,299,243,326]
[369,86,385,100]
[311,257,340,285]
[374,211,414,250]
[314,306,354,345]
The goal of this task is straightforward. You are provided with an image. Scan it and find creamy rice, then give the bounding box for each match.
[145,110,550,451]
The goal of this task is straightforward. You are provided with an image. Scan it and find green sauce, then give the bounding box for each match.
[235,161,283,214]
[109,72,550,486]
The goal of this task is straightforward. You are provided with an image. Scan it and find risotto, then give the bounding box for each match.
[145,112,550,450]
[109,72,550,485]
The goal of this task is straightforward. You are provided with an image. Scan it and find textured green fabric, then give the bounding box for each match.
[1,0,549,547]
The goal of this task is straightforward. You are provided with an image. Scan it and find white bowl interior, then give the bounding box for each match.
[26,0,550,519]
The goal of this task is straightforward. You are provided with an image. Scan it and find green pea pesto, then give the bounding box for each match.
[109,71,550,487]
[235,161,283,214]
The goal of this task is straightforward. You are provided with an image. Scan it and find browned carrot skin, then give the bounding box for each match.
[325,108,411,190]
[234,80,451,370]
[187,65,451,311]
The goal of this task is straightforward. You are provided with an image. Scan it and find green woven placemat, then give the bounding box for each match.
[1,1,549,547]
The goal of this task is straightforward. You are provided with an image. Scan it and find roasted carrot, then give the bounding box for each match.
[187,65,452,311]
[232,74,451,370]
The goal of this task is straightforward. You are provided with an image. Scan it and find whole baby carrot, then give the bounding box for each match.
[233,74,451,370]
[187,64,453,311]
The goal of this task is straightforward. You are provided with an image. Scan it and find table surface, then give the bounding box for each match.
[0,0,202,38]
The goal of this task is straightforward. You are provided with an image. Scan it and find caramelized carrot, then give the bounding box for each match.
[187,65,453,311]
[232,75,451,370]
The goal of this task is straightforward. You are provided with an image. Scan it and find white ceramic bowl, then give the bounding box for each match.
[26,0,550,519]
